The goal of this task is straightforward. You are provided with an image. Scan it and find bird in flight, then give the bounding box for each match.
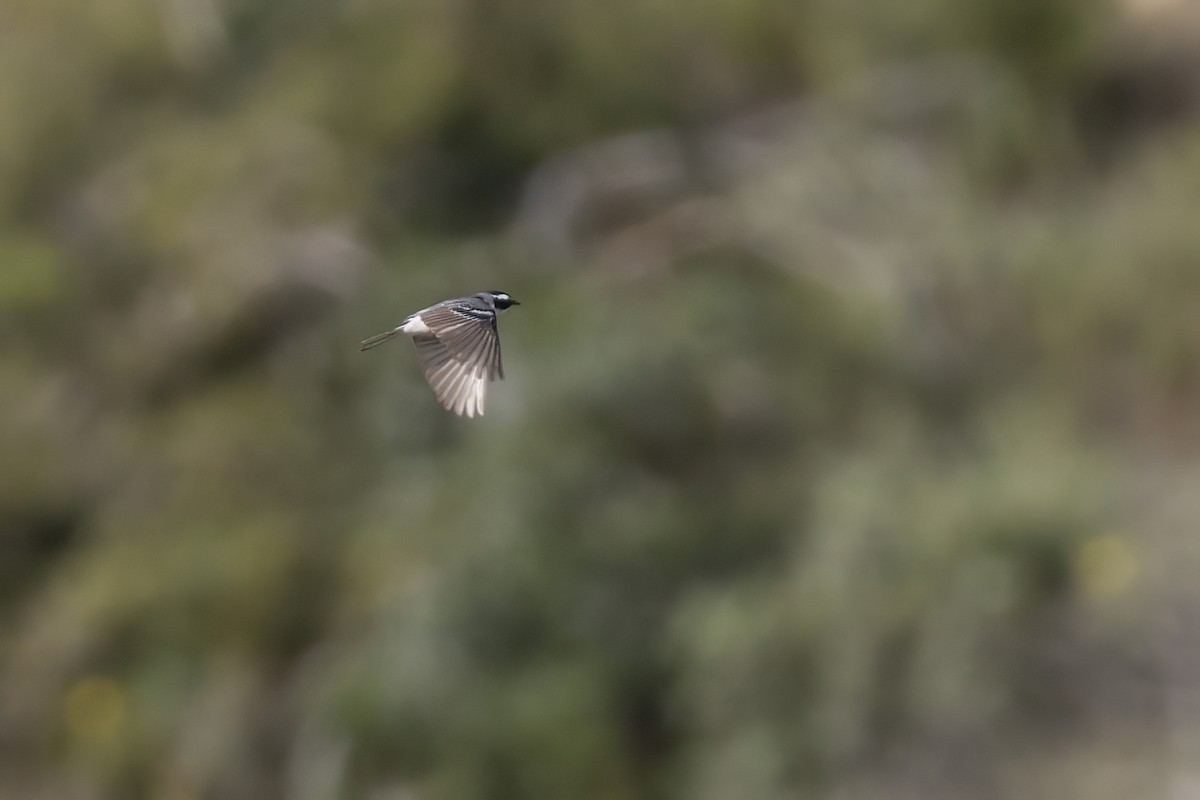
[360,291,520,417]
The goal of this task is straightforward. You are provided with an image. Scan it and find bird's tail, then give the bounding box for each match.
[359,328,402,351]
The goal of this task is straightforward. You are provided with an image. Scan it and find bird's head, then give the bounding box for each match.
[488,291,520,310]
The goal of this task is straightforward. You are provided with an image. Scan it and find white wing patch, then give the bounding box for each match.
[400,314,432,335]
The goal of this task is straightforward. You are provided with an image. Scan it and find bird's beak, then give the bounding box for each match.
[511,300,521,305]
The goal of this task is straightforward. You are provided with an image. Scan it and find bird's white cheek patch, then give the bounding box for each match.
[401,316,432,335]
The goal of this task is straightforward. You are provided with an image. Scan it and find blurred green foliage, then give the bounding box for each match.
[2,0,1198,798]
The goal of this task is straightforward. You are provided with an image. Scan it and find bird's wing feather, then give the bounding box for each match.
[409,304,503,417]
[417,304,504,381]
[414,334,487,417]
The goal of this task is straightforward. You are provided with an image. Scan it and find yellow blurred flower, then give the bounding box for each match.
[63,676,126,747]
[1074,534,1139,601]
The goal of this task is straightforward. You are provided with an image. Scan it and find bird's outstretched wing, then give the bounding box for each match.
[411,304,504,417]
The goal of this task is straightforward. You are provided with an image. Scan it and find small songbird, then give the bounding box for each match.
[360,291,520,417]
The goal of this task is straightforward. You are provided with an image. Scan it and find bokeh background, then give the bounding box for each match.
[4,0,1200,797]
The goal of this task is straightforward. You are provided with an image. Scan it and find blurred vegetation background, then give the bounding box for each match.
[3,0,1200,797]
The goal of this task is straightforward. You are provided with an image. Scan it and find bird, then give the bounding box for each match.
[360,290,520,418]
